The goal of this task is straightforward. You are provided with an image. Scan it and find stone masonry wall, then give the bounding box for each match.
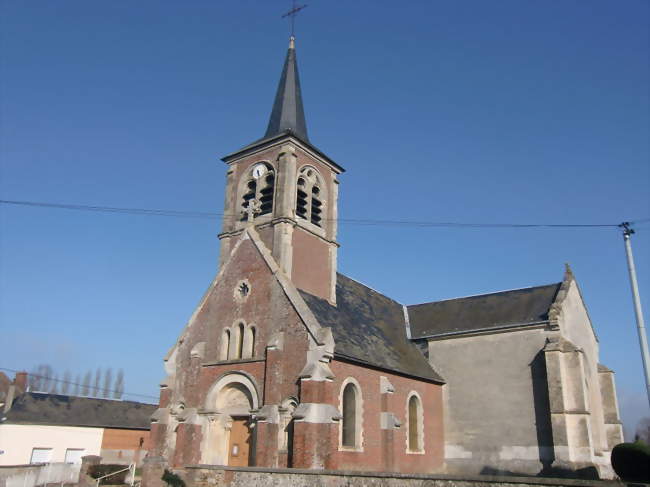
[186,466,620,487]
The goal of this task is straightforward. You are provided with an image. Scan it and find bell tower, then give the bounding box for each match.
[218,37,344,304]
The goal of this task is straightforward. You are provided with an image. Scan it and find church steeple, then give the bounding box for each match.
[220,36,344,305]
[264,36,309,142]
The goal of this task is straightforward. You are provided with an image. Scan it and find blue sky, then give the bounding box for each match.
[1,1,648,437]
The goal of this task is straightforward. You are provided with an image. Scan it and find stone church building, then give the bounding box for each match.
[142,38,623,484]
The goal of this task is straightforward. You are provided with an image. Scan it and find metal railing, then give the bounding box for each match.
[94,463,135,487]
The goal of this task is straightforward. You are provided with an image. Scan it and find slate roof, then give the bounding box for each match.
[265,37,309,142]
[299,274,444,383]
[3,392,156,429]
[407,283,562,339]
[221,38,344,173]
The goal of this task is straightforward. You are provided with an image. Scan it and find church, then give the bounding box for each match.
[142,37,623,485]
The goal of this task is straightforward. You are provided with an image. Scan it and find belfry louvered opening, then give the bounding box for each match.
[240,162,275,221]
[295,167,325,227]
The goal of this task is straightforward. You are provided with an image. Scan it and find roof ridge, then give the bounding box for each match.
[408,282,562,307]
[25,391,156,406]
[337,272,405,307]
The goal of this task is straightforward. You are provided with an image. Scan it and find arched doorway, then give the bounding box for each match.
[201,373,260,466]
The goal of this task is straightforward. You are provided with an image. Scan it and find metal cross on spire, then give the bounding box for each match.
[282,1,308,38]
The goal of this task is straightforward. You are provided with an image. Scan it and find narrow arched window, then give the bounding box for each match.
[220,329,230,360]
[342,383,357,448]
[243,326,255,359]
[259,174,275,215]
[295,167,325,228]
[311,186,322,226]
[235,323,244,359]
[407,394,423,452]
[296,178,308,220]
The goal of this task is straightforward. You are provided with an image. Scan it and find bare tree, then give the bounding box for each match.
[113,369,125,400]
[49,373,59,394]
[31,364,54,392]
[102,368,113,398]
[82,371,92,396]
[28,367,42,391]
[93,368,101,397]
[24,364,123,399]
[61,371,71,395]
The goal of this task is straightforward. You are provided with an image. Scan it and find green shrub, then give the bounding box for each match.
[162,469,186,487]
[611,440,650,482]
[87,464,129,485]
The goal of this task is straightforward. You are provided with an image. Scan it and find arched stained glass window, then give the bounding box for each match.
[407,394,423,452]
[342,383,358,448]
[235,323,244,359]
[220,329,230,360]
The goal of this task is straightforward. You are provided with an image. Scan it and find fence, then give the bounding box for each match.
[0,462,81,487]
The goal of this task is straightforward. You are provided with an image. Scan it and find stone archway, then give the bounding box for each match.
[200,373,260,466]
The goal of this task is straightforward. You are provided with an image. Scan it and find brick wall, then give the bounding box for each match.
[326,359,444,473]
[100,428,149,466]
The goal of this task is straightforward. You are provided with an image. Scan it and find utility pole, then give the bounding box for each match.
[620,222,650,407]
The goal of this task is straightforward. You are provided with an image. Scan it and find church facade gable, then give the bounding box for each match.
[148,229,317,471]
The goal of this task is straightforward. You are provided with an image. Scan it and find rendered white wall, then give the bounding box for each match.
[0,424,103,465]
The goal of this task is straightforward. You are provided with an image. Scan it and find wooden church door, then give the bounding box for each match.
[228,417,251,466]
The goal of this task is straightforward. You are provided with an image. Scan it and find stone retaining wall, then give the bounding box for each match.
[184,466,626,487]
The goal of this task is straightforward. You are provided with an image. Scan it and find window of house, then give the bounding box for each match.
[295,167,325,227]
[30,448,53,464]
[240,163,275,221]
[64,448,85,464]
[340,380,362,450]
[407,393,424,453]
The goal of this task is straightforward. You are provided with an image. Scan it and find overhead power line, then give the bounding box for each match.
[0,199,647,229]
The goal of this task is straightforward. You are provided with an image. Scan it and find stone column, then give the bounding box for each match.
[328,175,339,305]
[275,144,298,218]
[545,337,594,468]
[221,167,236,234]
[379,376,398,471]
[253,405,280,467]
[598,364,624,449]
[141,456,167,487]
[292,379,340,470]
[78,455,101,487]
[272,144,298,276]
[293,330,339,469]
[251,331,287,468]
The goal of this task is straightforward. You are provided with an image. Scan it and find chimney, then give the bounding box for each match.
[14,371,28,394]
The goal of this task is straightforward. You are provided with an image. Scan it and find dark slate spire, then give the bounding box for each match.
[264,36,309,142]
